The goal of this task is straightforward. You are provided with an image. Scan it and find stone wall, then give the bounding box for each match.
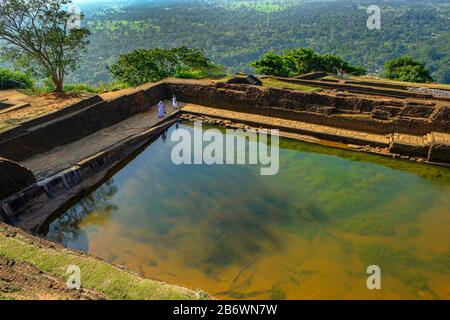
[164,81,449,136]
[0,119,176,230]
[0,85,167,162]
[0,79,448,166]
[0,95,104,143]
[0,157,36,205]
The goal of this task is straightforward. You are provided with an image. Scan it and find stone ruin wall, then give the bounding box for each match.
[165,82,450,136]
[0,80,448,174]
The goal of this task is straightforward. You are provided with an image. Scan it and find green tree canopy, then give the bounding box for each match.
[109,47,222,86]
[250,51,291,77]
[384,56,433,83]
[251,48,366,77]
[0,0,90,92]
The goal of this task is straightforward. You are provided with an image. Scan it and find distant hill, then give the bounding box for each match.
[66,0,450,84]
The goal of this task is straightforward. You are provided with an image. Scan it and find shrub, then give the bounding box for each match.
[251,48,366,77]
[385,56,433,83]
[0,69,34,89]
[109,47,223,86]
[251,51,291,77]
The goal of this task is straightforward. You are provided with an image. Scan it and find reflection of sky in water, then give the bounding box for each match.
[45,122,450,299]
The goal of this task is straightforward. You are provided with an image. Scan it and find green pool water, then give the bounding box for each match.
[44,122,450,299]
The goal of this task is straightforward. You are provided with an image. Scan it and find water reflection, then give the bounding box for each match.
[44,123,450,299]
[46,180,118,251]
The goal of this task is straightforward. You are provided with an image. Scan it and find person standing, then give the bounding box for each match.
[172,95,179,109]
[158,101,166,118]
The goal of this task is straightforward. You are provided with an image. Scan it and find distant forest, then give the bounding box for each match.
[66,0,450,84]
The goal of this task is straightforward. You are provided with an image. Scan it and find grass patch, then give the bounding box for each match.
[175,68,228,80]
[0,118,21,132]
[350,75,450,90]
[22,82,130,96]
[262,77,322,92]
[0,293,14,300]
[0,227,204,300]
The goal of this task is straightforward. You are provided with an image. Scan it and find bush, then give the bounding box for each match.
[0,69,34,89]
[251,48,366,77]
[23,79,129,95]
[385,56,433,83]
[175,65,227,79]
[251,51,291,77]
[109,47,223,86]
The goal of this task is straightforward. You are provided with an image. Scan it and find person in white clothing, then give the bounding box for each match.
[172,95,178,109]
[158,101,166,118]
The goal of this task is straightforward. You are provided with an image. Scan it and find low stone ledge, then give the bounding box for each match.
[428,143,450,164]
[389,135,430,159]
[0,157,36,201]
[0,118,177,232]
[0,95,104,143]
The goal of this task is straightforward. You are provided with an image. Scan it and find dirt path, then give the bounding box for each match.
[22,100,181,180]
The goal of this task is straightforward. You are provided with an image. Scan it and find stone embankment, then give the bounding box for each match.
[0,78,448,231]
[165,79,449,164]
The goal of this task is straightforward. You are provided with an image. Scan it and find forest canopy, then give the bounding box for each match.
[58,0,450,84]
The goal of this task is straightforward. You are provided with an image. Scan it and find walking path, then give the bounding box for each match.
[22,101,179,179]
[182,104,391,146]
[181,104,450,159]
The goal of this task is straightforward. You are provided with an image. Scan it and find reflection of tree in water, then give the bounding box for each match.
[46,180,118,251]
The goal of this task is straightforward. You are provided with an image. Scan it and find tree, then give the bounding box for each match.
[0,0,90,92]
[385,56,433,83]
[251,48,366,77]
[109,47,220,86]
[284,48,321,75]
[251,51,291,77]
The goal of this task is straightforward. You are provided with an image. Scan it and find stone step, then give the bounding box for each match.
[0,102,31,115]
[426,133,435,145]
[432,132,450,145]
[428,132,450,163]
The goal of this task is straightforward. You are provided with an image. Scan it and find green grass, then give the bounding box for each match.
[175,68,228,80]
[0,119,21,132]
[262,77,322,92]
[0,293,14,300]
[22,82,130,96]
[0,227,205,300]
